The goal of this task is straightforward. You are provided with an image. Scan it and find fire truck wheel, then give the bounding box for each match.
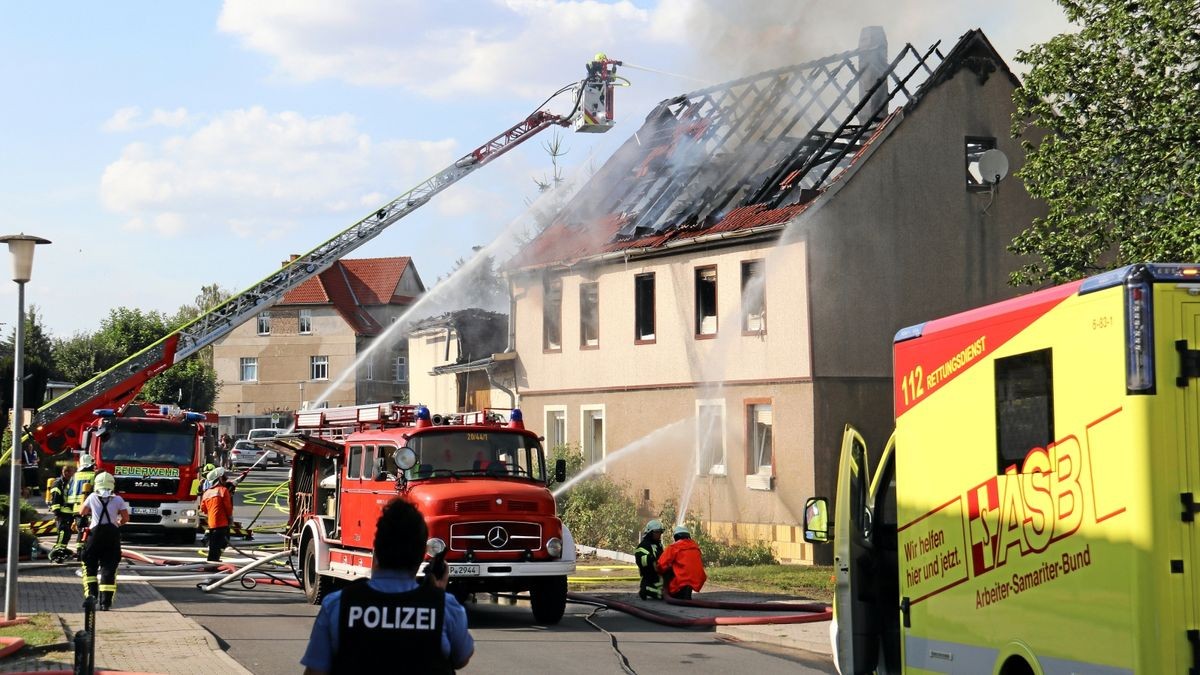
[302,539,335,605]
[529,575,568,625]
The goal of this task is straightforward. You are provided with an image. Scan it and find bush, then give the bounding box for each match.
[658,499,778,567]
[551,444,641,550]
[0,495,39,524]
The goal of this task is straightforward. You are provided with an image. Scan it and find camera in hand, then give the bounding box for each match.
[427,551,448,579]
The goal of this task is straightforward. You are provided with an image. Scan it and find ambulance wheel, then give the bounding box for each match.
[529,575,567,625]
[302,540,334,605]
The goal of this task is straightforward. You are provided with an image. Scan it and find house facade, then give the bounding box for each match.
[406,309,514,415]
[503,29,1044,563]
[213,256,424,437]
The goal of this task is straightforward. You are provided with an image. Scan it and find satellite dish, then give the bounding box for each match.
[978,149,1009,185]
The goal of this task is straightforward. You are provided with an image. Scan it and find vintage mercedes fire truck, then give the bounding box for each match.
[265,402,574,624]
[81,402,213,543]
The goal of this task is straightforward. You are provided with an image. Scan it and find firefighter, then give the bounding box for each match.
[634,519,665,600]
[201,467,234,562]
[657,524,707,600]
[301,498,473,674]
[48,464,76,562]
[67,453,97,545]
[78,471,129,611]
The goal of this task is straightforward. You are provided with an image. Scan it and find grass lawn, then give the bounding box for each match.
[0,612,66,648]
[707,564,835,603]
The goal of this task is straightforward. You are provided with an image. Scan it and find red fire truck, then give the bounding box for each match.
[80,402,213,543]
[265,402,574,624]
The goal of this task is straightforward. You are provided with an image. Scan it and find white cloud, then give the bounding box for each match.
[99,106,459,240]
[103,106,194,133]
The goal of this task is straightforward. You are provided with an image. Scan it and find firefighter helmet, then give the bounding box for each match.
[207,467,226,483]
[78,453,95,470]
[644,519,664,534]
[93,472,116,494]
[672,525,690,539]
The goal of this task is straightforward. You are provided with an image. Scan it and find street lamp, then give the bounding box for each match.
[2,233,50,621]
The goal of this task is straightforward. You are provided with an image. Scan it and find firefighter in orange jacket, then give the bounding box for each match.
[656,525,707,600]
[201,467,235,562]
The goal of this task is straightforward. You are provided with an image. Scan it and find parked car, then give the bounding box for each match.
[247,428,285,465]
[229,439,266,468]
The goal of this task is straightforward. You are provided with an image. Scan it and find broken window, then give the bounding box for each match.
[543,277,562,351]
[696,401,726,475]
[746,402,773,488]
[580,282,599,348]
[741,260,766,333]
[257,311,271,335]
[635,273,655,342]
[965,136,997,190]
[694,266,718,337]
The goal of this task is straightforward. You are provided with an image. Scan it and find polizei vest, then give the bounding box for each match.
[332,579,451,674]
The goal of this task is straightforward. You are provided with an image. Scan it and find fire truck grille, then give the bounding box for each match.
[455,500,491,513]
[506,500,537,513]
[114,476,179,496]
[450,521,542,552]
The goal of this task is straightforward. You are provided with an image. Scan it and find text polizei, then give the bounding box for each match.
[347,605,437,630]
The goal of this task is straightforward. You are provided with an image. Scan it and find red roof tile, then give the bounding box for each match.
[280,256,416,336]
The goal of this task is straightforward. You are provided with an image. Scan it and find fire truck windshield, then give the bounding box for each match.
[406,430,545,481]
[99,422,197,465]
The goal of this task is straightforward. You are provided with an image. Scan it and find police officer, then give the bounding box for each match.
[301,498,474,674]
[78,471,129,610]
[48,464,76,562]
[634,519,665,600]
[67,453,97,545]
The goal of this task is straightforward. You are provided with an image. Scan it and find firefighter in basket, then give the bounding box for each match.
[47,463,76,563]
[78,471,129,610]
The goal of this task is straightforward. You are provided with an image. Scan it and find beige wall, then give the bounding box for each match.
[407,326,510,414]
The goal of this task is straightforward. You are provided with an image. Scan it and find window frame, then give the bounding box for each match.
[311,355,329,381]
[965,136,998,191]
[544,405,567,451]
[580,404,606,472]
[298,309,312,335]
[239,357,258,382]
[744,399,774,489]
[634,272,656,344]
[694,265,718,339]
[543,276,563,353]
[257,311,271,336]
[364,358,375,381]
[741,259,767,335]
[695,399,727,476]
[393,355,408,383]
[579,281,600,349]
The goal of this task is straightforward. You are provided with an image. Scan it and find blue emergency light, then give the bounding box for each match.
[93,409,116,418]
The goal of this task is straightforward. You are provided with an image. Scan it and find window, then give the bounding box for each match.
[298,309,312,334]
[696,400,726,475]
[545,407,567,450]
[311,355,329,381]
[966,136,998,190]
[257,311,271,335]
[364,359,374,381]
[348,445,363,480]
[635,273,655,342]
[580,282,599,348]
[581,405,605,469]
[239,357,257,382]
[746,402,773,490]
[695,266,717,337]
[995,349,1054,473]
[393,355,408,383]
[741,260,766,334]
[543,277,562,351]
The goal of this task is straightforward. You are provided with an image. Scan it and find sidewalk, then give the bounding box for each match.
[0,562,250,674]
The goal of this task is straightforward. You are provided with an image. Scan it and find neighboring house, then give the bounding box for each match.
[43,380,75,405]
[407,309,514,414]
[504,28,1044,563]
[213,256,424,436]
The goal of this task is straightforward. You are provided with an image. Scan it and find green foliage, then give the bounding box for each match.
[141,356,219,411]
[0,494,39,524]
[1011,0,1200,285]
[551,444,641,550]
[707,565,834,602]
[0,306,55,419]
[658,499,778,567]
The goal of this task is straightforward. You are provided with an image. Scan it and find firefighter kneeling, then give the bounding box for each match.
[78,471,129,611]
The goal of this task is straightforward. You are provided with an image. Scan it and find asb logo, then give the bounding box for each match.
[487,526,509,549]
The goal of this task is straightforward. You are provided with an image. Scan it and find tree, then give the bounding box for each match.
[0,306,55,427]
[141,357,218,411]
[1010,0,1200,285]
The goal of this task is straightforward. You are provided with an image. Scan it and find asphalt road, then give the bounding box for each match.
[144,464,834,674]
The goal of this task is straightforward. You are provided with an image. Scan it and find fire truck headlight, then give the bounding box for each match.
[184,509,196,517]
[546,537,563,558]
[426,538,446,556]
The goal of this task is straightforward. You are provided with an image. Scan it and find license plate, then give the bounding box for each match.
[449,564,480,577]
[131,507,158,515]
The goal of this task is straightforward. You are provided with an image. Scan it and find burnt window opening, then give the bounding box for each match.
[695,267,718,337]
[543,277,562,351]
[966,136,997,191]
[741,260,766,333]
[635,273,656,342]
[580,282,599,348]
[995,348,1054,474]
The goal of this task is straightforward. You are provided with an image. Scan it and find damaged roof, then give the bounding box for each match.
[408,309,510,367]
[512,28,1013,270]
[281,256,418,336]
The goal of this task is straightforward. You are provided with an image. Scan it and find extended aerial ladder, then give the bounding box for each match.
[28,56,622,456]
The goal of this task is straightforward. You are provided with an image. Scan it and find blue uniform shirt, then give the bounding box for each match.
[301,569,473,671]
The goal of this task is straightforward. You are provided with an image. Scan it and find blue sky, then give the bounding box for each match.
[0,1,1070,338]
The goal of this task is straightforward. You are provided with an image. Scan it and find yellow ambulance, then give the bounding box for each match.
[804,263,1200,674]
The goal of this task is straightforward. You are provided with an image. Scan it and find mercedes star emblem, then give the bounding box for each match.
[487,526,509,548]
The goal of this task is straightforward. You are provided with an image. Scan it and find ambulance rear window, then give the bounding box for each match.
[994,349,1054,473]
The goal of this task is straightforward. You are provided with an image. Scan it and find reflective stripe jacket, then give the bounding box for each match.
[67,469,96,514]
[201,484,233,529]
[49,476,71,515]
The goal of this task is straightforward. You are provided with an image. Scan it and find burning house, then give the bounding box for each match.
[500,27,1043,563]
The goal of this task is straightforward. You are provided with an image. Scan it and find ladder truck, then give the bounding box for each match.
[24,55,622,459]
